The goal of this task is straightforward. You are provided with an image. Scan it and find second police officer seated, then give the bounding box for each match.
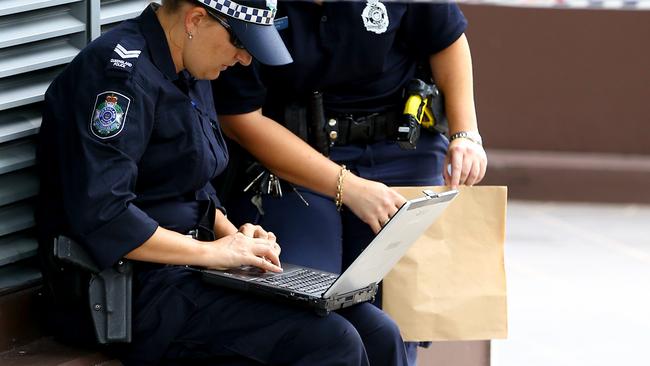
[212,1,488,364]
[36,0,409,364]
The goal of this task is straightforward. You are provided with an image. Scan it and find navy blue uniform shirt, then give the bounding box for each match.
[37,4,229,270]
[213,1,467,117]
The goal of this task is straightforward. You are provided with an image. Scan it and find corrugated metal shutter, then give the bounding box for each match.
[0,0,153,295]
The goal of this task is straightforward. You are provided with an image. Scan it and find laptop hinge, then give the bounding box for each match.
[423,189,439,199]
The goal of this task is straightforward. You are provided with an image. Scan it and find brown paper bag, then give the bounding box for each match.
[382,186,508,341]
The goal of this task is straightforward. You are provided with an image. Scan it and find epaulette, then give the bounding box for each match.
[105,36,145,76]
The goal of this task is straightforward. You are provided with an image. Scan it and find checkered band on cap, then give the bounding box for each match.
[198,0,275,25]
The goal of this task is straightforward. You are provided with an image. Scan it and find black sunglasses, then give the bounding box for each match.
[205,10,246,50]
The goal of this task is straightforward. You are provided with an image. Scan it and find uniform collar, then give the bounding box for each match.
[139,3,178,81]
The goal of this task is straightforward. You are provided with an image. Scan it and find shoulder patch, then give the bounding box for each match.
[107,37,144,73]
[90,91,131,139]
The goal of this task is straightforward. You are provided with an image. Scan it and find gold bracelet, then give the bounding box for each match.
[335,165,347,211]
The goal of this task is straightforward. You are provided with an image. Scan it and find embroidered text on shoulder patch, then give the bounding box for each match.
[109,43,141,72]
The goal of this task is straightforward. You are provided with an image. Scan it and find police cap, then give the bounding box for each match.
[194,0,292,66]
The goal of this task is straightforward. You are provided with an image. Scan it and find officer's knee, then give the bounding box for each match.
[378,314,402,340]
[360,312,407,365]
[297,315,367,366]
[372,313,404,347]
[332,317,366,350]
[336,303,407,364]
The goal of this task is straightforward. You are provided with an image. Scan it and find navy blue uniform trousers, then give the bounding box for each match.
[118,266,408,366]
[226,132,448,365]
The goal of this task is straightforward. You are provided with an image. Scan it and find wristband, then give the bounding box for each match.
[449,131,483,146]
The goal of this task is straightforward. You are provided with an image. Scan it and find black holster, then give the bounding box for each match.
[308,92,330,155]
[281,93,330,156]
[192,198,217,241]
[53,236,132,344]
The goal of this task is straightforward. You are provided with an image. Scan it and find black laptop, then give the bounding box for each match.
[201,189,458,315]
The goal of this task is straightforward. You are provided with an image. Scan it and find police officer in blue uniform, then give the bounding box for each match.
[212,1,488,364]
[36,0,409,365]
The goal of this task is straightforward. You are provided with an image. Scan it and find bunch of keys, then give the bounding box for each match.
[243,168,309,216]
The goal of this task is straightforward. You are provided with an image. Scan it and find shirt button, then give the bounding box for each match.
[321,15,327,22]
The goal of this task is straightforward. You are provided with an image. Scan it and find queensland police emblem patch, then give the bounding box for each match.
[90,91,130,139]
[361,0,389,34]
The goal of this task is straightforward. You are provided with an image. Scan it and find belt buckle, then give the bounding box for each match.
[346,114,373,143]
[342,114,355,124]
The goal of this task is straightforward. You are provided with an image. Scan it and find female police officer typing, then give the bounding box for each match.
[212,1,488,364]
[36,0,409,365]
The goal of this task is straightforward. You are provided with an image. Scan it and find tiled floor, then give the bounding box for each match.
[492,200,650,366]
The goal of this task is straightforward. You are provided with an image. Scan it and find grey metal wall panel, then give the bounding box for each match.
[0,202,34,238]
[0,263,41,294]
[95,0,157,38]
[0,0,152,294]
[0,233,37,267]
[0,169,38,207]
[0,107,41,144]
[0,5,86,48]
[0,0,91,294]
[0,35,82,78]
[0,1,82,293]
[0,0,82,17]
[0,140,36,175]
[100,0,149,25]
[0,67,63,111]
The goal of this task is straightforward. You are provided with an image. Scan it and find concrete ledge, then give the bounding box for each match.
[2,339,487,366]
[0,338,119,366]
[0,287,41,352]
[483,149,650,203]
[419,341,490,366]
[0,287,119,365]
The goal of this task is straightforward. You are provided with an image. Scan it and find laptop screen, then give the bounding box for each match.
[323,190,457,297]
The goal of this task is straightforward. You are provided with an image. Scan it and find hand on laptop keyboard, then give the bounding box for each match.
[206,231,283,273]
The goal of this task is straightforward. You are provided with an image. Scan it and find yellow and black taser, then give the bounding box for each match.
[396,79,446,149]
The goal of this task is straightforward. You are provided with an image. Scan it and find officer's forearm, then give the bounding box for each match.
[215,209,238,238]
[429,33,478,135]
[219,111,342,198]
[124,226,214,267]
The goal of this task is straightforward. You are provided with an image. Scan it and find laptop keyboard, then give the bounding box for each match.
[259,269,338,294]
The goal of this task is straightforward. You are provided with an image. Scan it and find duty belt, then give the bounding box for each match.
[281,100,403,155]
[324,110,401,146]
